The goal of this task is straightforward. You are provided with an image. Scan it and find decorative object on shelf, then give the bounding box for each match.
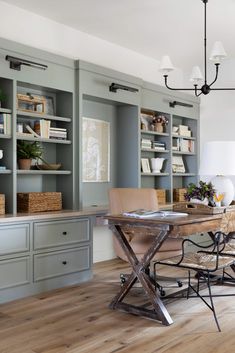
[5,55,48,71]
[0,88,7,108]
[199,141,235,206]
[36,163,62,171]
[159,0,235,97]
[17,192,62,213]
[150,158,165,173]
[184,180,216,207]
[0,194,5,215]
[141,158,151,173]
[173,188,188,202]
[152,115,168,133]
[172,156,185,173]
[17,93,46,114]
[155,189,166,204]
[17,140,43,170]
[82,117,110,182]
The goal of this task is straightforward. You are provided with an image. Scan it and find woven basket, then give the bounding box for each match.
[156,189,166,204]
[0,194,5,215]
[173,188,187,202]
[17,192,62,213]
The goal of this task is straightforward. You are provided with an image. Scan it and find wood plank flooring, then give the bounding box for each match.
[0,259,235,353]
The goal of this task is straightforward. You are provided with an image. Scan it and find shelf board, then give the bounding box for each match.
[17,170,72,175]
[172,134,196,140]
[0,169,11,174]
[0,108,12,114]
[0,134,11,139]
[173,173,196,177]
[16,134,71,144]
[17,110,71,123]
[141,148,169,153]
[141,172,169,176]
[140,130,169,137]
[172,151,196,155]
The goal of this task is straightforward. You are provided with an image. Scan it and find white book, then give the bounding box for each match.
[25,125,40,138]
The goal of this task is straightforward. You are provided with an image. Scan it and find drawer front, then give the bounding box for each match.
[0,224,30,255]
[34,247,90,282]
[0,257,30,289]
[33,218,89,250]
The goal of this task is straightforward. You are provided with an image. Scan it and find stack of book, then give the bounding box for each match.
[0,113,11,135]
[152,141,166,151]
[172,138,194,153]
[49,127,67,140]
[141,138,152,149]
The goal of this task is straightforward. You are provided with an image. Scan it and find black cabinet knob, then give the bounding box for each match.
[62,261,67,265]
[62,231,67,235]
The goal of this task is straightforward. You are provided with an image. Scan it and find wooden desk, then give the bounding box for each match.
[106,213,224,326]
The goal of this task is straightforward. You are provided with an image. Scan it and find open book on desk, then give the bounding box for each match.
[123,209,188,219]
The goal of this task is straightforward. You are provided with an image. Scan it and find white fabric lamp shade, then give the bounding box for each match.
[199,141,235,175]
[200,141,235,206]
[190,66,203,83]
[210,41,227,63]
[159,55,174,74]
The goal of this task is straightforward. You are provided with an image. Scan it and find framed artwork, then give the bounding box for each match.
[141,158,151,173]
[82,117,110,182]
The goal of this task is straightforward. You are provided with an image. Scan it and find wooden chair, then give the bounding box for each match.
[153,230,235,331]
[108,188,183,291]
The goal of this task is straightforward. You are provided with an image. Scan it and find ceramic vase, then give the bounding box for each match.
[151,158,165,173]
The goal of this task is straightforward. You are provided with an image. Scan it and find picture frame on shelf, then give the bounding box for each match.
[141,158,151,173]
[172,156,185,173]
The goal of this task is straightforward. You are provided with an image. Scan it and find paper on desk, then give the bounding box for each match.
[123,209,188,219]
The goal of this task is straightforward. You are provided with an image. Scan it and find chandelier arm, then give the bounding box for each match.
[210,87,235,91]
[208,64,220,87]
[194,85,202,97]
[164,75,196,91]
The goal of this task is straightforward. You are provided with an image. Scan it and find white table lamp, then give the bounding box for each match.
[199,141,235,206]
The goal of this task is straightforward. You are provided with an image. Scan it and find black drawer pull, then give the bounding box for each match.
[62,231,67,235]
[62,261,67,265]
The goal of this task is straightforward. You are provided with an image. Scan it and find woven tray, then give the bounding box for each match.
[173,202,227,214]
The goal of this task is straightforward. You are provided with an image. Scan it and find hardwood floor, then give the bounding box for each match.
[0,258,235,353]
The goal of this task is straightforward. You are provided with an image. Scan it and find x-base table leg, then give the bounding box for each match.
[109,224,173,325]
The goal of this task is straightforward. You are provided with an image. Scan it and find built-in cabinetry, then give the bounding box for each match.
[0,211,95,303]
[0,39,200,302]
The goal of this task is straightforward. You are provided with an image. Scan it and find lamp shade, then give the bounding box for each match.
[199,141,235,175]
[209,41,227,63]
[190,66,203,83]
[159,55,174,74]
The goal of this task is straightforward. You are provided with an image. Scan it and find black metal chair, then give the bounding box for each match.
[153,232,235,332]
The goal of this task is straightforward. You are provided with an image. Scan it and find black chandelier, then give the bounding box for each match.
[159,0,234,97]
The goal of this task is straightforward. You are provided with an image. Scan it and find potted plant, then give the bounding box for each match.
[17,140,43,170]
[152,115,169,133]
[184,180,216,206]
[0,89,7,108]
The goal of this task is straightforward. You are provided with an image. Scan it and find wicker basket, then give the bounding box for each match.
[156,189,166,204]
[0,194,5,215]
[173,188,187,202]
[17,192,62,213]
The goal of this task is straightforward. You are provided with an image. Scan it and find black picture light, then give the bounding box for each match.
[169,101,193,108]
[109,82,139,93]
[5,55,48,71]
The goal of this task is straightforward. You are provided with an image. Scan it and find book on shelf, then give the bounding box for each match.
[26,125,40,138]
[0,113,11,135]
[123,209,188,219]
[49,127,67,140]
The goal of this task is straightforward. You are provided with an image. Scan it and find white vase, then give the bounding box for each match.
[151,158,165,173]
[190,197,209,205]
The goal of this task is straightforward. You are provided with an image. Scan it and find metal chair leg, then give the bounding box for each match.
[206,271,221,332]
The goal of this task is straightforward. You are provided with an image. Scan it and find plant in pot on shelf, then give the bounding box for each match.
[17,140,43,170]
[0,88,7,108]
[151,115,169,133]
[184,180,216,206]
